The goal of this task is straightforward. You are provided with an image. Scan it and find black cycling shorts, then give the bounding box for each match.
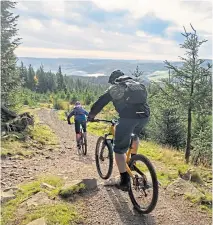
[75,120,87,133]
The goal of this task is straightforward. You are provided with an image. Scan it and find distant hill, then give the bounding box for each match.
[17,57,212,82]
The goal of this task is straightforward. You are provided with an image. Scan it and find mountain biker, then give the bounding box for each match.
[67,101,88,148]
[87,70,150,191]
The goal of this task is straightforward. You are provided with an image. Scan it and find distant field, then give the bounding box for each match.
[149,70,169,81]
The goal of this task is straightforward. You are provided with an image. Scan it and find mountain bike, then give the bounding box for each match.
[92,119,158,214]
[77,125,87,155]
[65,112,87,155]
[68,122,87,156]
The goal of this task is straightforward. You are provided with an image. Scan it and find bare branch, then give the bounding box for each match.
[183,26,187,34]
[181,33,187,37]
[190,23,196,34]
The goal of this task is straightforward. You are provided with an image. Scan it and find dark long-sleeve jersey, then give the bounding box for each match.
[89,87,150,119]
[89,91,112,118]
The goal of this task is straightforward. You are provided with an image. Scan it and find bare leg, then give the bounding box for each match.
[76,133,81,145]
[131,137,139,154]
[115,153,126,173]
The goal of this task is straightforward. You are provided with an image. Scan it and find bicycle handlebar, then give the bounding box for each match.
[90,119,118,124]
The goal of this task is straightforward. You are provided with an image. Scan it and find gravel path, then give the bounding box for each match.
[1,108,211,225]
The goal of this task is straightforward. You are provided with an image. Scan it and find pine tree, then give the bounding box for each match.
[158,107,185,149]
[132,65,144,78]
[46,71,57,92]
[132,65,145,82]
[19,61,28,86]
[1,1,21,105]
[56,66,66,92]
[37,64,46,93]
[192,113,211,166]
[163,24,212,163]
[147,83,185,149]
[27,64,36,91]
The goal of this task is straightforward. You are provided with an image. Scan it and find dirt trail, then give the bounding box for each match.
[1,109,211,225]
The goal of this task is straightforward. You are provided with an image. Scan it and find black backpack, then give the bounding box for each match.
[108,77,150,117]
[114,76,148,105]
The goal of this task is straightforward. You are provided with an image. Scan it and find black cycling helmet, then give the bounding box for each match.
[108,70,124,84]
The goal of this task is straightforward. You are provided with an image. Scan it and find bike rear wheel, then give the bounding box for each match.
[77,130,84,155]
[77,136,83,155]
[95,136,113,179]
[82,134,87,155]
[128,154,158,214]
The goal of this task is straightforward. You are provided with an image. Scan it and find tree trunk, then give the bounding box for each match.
[1,104,17,122]
[185,106,192,163]
[1,105,34,135]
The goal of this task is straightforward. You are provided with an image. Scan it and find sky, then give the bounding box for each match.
[14,0,212,61]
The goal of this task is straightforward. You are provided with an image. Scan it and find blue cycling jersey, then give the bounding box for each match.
[67,106,88,122]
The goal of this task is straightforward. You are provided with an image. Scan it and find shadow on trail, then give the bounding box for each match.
[70,153,95,165]
[62,188,100,204]
[106,187,156,225]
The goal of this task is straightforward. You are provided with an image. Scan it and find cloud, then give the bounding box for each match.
[91,0,212,32]
[15,46,182,61]
[27,19,44,31]
[14,0,212,60]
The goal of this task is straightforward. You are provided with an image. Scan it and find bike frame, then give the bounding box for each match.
[79,125,85,143]
[95,119,134,178]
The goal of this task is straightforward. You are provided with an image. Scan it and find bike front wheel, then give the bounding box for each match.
[95,136,113,179]
[128,154,158,214]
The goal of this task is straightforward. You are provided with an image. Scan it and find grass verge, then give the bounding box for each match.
[1,175,81,225]
[59,183,86,198]
[1,140,32,158]
[1,107,59,158]
[20,203,79,225]
[29,124,58,145]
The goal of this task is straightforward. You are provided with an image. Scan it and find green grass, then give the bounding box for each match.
[38,102,53,108]
[1,107,59,158]
[30,124,58,145]
[156,171,177,187]
[1,175,82,225]
[59,183,86,198]
[138,141,212,214]
[138,141,212,184]
[200,205,212,216]
[1,140,33,158]
[20,203,80,225]
[139,142,187,168]
[53,100,70,110]
[184,192,212,205]
[138,141,189,183]
[17,105,38,115]
[28,108,58,145]
[57,110,69,122]
[87,122,109,136]
[184,192,212,216]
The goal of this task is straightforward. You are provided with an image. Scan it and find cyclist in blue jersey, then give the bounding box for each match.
[67,101,88,148]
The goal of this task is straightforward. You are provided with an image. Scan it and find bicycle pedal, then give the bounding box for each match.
[144,183,152,189]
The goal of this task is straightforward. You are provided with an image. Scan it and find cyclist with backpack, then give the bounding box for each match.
[67,101,88,148]
[87,70,150,191]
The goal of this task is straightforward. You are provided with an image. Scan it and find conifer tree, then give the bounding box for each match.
[163,24,212,163]
[1,1,21,105]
